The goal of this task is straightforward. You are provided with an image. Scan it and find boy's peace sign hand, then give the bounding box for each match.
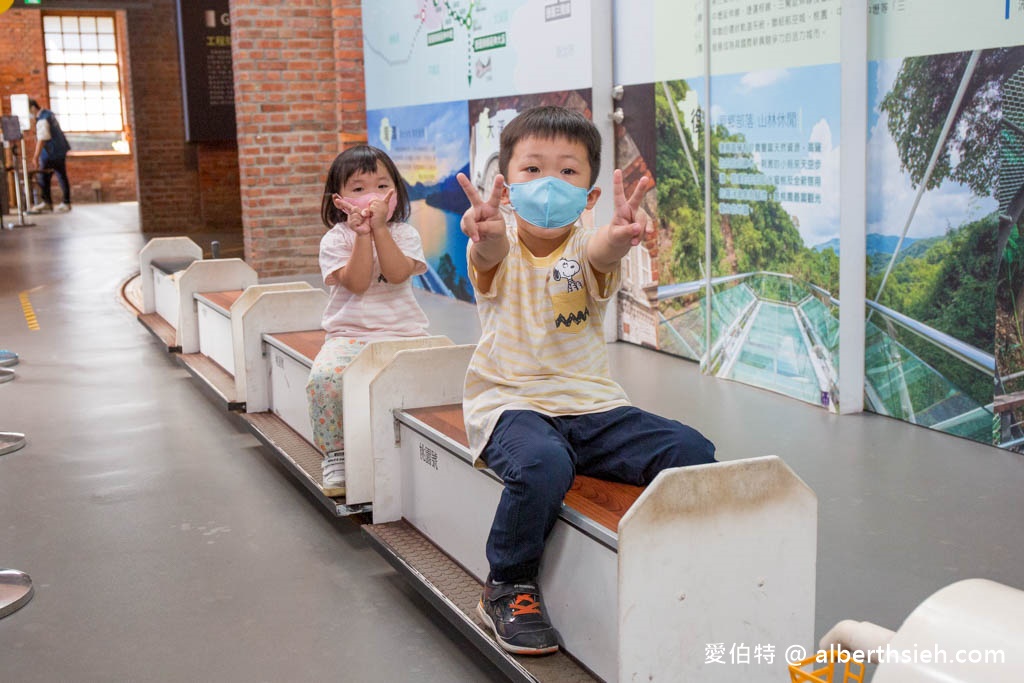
[457,172,506,243]
[335,195,371,235]
[366,189,396,231]
[608,169,653,248]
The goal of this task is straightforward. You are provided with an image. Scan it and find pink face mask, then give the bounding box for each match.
[339,192,398,222]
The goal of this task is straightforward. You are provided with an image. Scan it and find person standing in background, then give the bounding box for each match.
[28,99,71,213]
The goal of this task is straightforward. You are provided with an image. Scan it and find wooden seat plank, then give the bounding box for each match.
[196,289,244,315]
[564,477,642,533]
[407,404,468,447]
[405,404,644,532]
[265,330,327,364]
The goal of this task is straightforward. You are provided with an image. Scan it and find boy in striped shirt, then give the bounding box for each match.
[456,106,717,655]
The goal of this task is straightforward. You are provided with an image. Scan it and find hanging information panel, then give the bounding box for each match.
[175,0,236,142]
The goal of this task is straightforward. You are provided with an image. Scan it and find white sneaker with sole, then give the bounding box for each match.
[55,203,71,213]
[29,202,52,213]
[321,450,346,497]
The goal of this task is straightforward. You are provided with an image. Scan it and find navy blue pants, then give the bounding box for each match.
[36,155,70,206]
[481,406,716,582]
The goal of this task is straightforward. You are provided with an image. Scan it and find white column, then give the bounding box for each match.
[591,0,619,342]
[838,0,868,414]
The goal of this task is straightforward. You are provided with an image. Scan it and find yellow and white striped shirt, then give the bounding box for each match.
[464,218,631,464]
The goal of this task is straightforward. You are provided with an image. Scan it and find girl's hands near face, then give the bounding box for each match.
[366,189,396,232]
[335,195,372,235]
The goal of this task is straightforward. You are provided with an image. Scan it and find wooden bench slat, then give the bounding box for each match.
[405,404,643,532]
[564,477,643,533]
[197,289,244,314]
[407,404,467,447]
[265,330,327,364]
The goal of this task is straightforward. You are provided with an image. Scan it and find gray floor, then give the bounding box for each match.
[2,205,1023,681]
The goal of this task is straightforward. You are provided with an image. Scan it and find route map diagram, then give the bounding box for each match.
[362,0,591,110]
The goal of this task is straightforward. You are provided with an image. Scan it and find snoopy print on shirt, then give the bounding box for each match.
[551,258,589,331]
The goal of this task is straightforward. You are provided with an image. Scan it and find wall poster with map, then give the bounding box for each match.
[361,0,594,302]
[610,0,1024,449]
[614,0,845,414]
[358,0,1024,451]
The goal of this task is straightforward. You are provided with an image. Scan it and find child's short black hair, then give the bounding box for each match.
[321,145,410,229]
[498,106,601,186]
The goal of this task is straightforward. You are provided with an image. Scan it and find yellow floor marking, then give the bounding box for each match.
[19,291,40,331]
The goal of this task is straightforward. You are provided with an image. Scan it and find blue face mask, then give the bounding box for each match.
[507,176,591,229]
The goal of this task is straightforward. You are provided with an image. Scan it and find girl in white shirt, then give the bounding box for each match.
[307,145,429,496]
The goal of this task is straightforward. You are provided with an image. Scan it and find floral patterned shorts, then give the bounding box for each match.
[306,336,367,455]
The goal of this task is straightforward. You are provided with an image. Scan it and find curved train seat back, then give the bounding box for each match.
[368,345,818,682]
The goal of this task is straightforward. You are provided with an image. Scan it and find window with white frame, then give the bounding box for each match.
[42,13,127,153]
[624,244,653,290]
[635,244,652,285]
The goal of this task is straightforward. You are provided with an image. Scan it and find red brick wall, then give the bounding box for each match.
[197,142,243,229]
[332,0,368,150]
[126,1,227,233]
[231,0,367,277]
[0,8,47,206]
[68,154,136,203]
[0,10,47,107]
[1,4,241,234]
[5,1,368,272]
[1,10,136,205]
[0,13,132,205]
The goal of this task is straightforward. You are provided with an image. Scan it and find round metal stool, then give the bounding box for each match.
[0,351,32,619]
[0,569,34,619]
[1,432,26,456]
